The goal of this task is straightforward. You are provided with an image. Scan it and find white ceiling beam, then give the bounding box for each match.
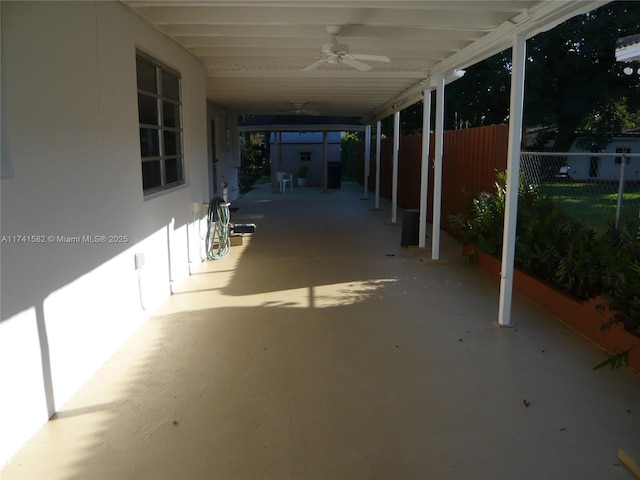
[179,36,469,53]
[128,1,533,13]
[131,5,514,30]
[189,47,454,59]
[161,24,486,43]
[205,69,425,79]
[202,59,435,70]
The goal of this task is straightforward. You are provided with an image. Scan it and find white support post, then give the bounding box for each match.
[615,153,627,230]
[363,125,371,198]
[419,89,432,249]
[431,75,445,260]
[322,131,328,192]
[278,131,283,170]
[498,33,527,327]
[375,120,382,210]
[274,131,283,187]
[391,111,400,224]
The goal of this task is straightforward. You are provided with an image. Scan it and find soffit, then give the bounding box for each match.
[122,1,608,121]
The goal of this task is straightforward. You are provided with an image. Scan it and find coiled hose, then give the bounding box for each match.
[205,196,231,260]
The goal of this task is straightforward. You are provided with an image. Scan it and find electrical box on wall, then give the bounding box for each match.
[134,252,145,270]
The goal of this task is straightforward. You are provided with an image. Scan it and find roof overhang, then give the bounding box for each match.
[238,115,364,132]
[122,1,610,121]
[616,34,640,62]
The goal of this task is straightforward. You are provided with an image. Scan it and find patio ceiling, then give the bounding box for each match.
[122,0,608,121]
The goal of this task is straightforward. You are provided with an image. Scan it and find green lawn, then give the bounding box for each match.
[538,181,640,232]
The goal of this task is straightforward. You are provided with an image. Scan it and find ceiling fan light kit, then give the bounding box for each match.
[280,102,320,116]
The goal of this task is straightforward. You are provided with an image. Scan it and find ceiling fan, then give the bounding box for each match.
[280,102,320,115]
[303,25,390,72]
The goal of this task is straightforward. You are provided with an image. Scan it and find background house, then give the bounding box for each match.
[616,33,640,63]
[270,132,341,186]
[239,115,364,189]
[523,128,640,181]
[567,134,640,181]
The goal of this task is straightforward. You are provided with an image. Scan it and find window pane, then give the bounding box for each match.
[163,131,180,155]
[137,52,183,194]
[138,94,158,125]
[140,128,160,157]
[164,158,183,184]
[142,160,162,191]
[163,102,180,128]
[162,72,180,101]
[136,57,157,93]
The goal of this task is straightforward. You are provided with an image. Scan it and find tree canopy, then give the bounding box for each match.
[398,1,640,150]
[525,0,640,149]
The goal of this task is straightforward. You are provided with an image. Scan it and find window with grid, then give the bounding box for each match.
[299,152,311,162]
[615,147,631,164]
[136,52,184,195]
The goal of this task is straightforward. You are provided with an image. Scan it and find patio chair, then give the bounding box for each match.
[555,165,571,180]
[277,171,293,192]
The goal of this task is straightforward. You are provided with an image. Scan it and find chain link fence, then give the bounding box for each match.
[520,151,640,233]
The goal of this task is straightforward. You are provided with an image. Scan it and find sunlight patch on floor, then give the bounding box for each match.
[156,277,397,315]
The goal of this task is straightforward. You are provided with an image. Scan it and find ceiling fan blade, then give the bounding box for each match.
[351,53,390,63]
[305,26,391,72]
[342,57,373,71]
[302,59,327,71]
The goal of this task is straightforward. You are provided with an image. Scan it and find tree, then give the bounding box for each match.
[444,51,512,129]
[396,2,640,148]
[524,1,640,149]
[239,132,269,192]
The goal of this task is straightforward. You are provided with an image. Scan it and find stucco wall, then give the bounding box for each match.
[0,1,211,465]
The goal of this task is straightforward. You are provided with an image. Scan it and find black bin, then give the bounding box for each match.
[401,209,420,247]
[327,161,342,189]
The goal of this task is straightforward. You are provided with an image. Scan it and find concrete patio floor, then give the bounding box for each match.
[3,181,640,480]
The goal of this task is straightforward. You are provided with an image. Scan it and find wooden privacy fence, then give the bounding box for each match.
[357,124,509,233]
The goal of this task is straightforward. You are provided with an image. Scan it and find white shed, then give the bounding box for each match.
[239,115,364,188]
[567,134,640,181]
[270,132,341,186]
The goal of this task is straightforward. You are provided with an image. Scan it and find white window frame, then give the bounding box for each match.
[615,147,631,164]
[299,151,312,162]
[136,51,184,195]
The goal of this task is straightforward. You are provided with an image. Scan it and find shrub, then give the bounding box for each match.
[450,171,640,362]
[599,223,640,332]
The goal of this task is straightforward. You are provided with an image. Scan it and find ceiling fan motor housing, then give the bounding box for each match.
[322,42,349,55]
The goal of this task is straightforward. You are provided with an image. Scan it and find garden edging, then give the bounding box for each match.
[463,244,640,372]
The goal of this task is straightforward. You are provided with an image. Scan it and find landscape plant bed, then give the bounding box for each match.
[463,243,640,372]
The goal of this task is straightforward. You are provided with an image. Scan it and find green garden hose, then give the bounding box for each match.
[205,196,231,260]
